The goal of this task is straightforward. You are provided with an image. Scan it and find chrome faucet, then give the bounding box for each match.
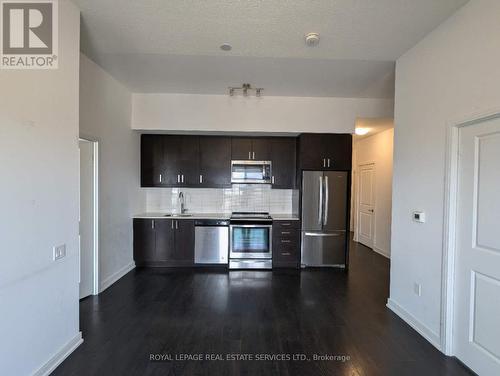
[178,192,186,214]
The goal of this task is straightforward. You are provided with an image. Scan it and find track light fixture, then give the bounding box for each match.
[228,83,264,97]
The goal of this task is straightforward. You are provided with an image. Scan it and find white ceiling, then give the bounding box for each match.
[74,0,468,97]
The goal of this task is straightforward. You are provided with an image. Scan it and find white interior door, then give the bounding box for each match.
[357,164,375,248]
[454,117,500,375]
[79,139,95,299]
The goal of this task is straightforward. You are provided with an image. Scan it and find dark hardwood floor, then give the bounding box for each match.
[54,238,472,376]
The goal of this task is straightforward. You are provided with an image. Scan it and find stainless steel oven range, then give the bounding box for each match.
[229,212,273,269]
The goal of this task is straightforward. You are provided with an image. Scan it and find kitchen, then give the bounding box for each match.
[3,0,488,374]
[133,133,352,270]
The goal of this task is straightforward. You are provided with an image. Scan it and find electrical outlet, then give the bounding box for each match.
[413,282,422,297]
[53,244,66,260]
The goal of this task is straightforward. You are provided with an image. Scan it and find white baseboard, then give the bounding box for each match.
[100,261,135,293]
[32,332,83,376]
[386,298,442,351]
[372,246,390,259]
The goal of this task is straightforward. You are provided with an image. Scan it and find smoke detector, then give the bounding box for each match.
[305,33,320,47]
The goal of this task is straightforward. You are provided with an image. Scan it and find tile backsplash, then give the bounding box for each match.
[142,185,299,215]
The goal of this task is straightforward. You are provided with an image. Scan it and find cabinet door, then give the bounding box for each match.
[298,134,328,170]
[199,136,231,187]
[270,138,296,189]
[155,219,176,262]
[251,138,270,160]
[133,219,156,264]
[162,136,181,185]
[231,137,253,160]
[141,135,163,187]
[324,134,352,171]
[177,136,199,186]
[173,220,195,264]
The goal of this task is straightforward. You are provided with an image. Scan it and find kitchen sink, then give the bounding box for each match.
[163,214,193,217]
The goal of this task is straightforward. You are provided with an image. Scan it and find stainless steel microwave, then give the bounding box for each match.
[231,160,272,184]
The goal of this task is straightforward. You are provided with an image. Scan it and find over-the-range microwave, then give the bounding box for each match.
[231,160,272,184]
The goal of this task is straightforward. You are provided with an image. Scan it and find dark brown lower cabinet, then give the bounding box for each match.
[134,218,194,267]
[272,220,301,268]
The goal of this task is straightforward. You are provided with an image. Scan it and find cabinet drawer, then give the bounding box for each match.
[273,220,300,230]
[272,231,300,268]
[273,243,300,267]
[275,229,300,239]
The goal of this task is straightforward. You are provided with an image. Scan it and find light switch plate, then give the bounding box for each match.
[53,244,66,260]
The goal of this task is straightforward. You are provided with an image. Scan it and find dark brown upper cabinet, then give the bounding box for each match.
[198,136,232,187]
[176,136,200,186]
[270,137,297,189]
[141,135,164,187]
[141,135,199,187]
[231,137,270,160]
[298,133,352,171]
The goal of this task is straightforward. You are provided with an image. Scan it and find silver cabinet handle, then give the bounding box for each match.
[281,252,291,256]
[323,158,326,168]
[199,175,203,184]
[252,151,255,160]
[175,220,178,230]
[281,240,291,243]
[159,174,162,183]
[177,174,180,183]
[181,175,184,183]
[151,220,155,229]
[318,175,323,225]
[280,223,291,226]
[272,176,275,184]
[327,159,331,168]
[281,231,291,235]
[248,151,251,159]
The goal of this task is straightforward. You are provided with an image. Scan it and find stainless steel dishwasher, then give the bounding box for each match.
[194,219,229,264]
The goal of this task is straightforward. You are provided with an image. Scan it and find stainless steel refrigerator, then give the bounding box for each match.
[301,171,349,267]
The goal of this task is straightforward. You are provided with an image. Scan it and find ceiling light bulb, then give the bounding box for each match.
[355,128,370,136]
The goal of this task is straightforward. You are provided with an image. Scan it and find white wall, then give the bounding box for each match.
[0,1,82,375]
[132,93,394,133]
[390,0,500,349]
[352,127,394,257]
[80,55,141,291]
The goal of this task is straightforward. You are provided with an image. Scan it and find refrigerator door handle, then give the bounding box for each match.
[305,232,341,237]
[318,176,323,225]
[324,175,329,225]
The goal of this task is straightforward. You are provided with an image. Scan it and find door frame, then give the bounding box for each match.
[441,108,500,355]
[355,161,376,248]
[79,136,99,296]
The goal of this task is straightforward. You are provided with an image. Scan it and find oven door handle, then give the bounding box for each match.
[230,224,273,228]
